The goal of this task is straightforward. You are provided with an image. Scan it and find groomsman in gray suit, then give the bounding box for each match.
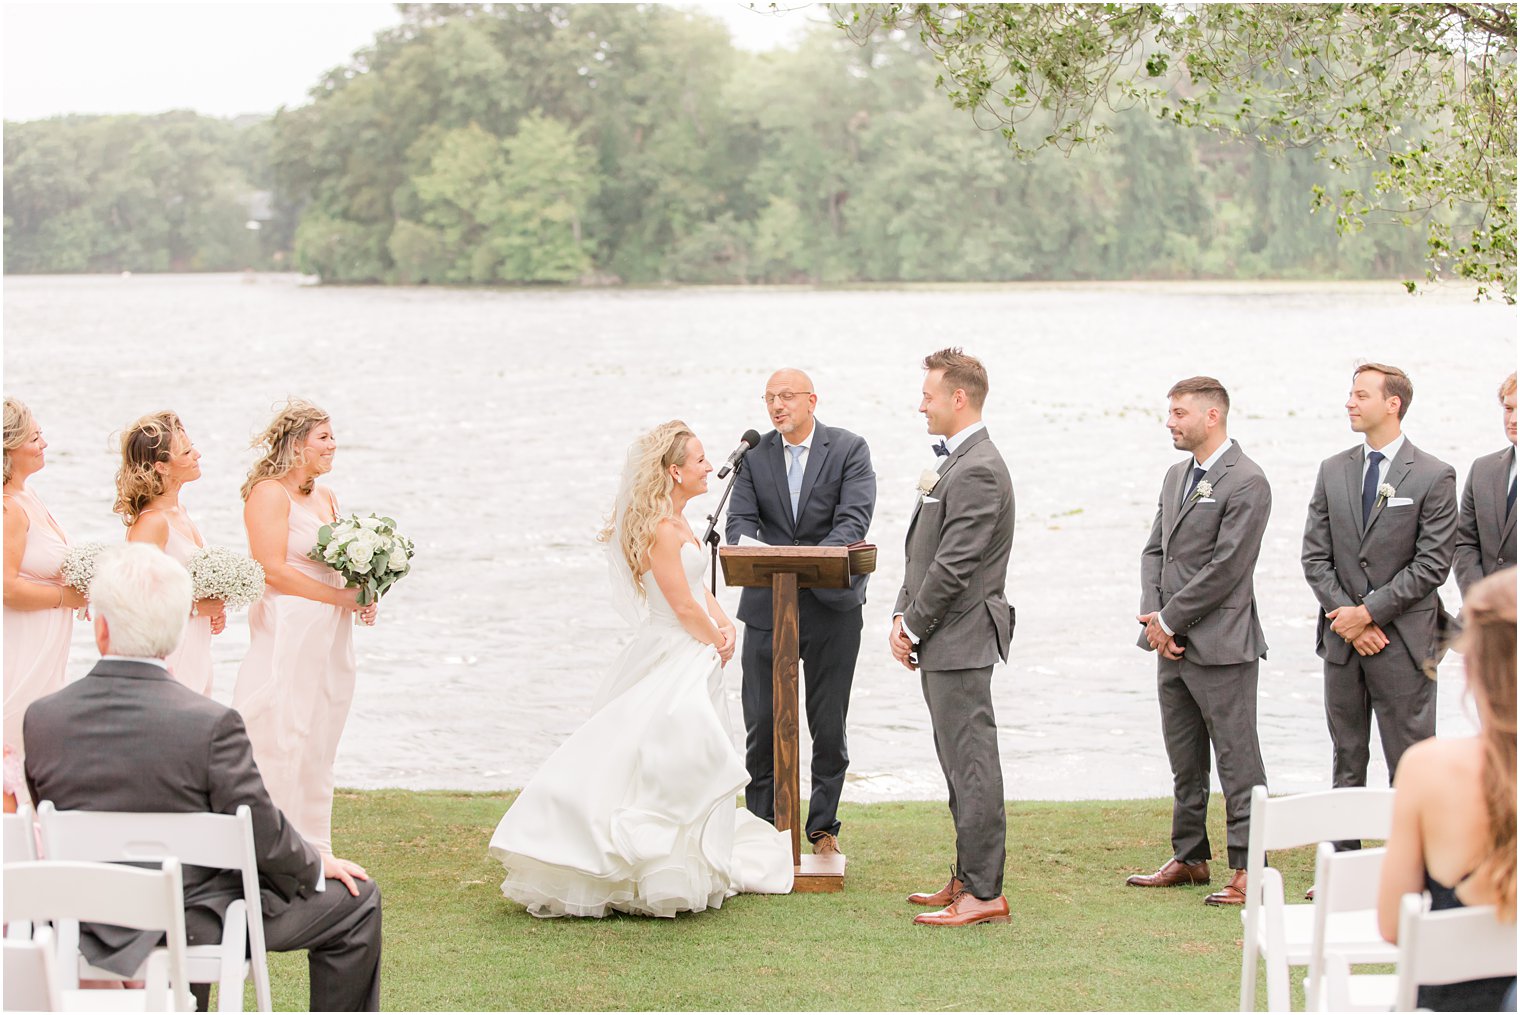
[1301,362,1457,847]
[891,348,1015,928]
[1128,377,1271,906]
[25,545,382,1012]
[1454,372,1516,597]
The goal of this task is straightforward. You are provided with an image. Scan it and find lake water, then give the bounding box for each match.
[4,273,1514,802]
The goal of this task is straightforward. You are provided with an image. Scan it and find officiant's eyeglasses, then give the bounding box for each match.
[762,391,812,405]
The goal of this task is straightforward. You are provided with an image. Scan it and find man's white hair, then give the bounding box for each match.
[90,543,192,658]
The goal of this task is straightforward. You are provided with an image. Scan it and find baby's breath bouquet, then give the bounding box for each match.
[185,546,267,609]
[308,513,414,607]
[59,542,107,618]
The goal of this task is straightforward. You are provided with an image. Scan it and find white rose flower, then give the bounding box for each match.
[387,547,409,572]
[359,516,382,530]
[917,469,940,496]
[347,537,376,566]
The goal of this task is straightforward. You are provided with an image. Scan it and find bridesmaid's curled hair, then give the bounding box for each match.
[598,420,694,599]
[2,397,36,486]
[242,399,330,501]
[114,411,184,525]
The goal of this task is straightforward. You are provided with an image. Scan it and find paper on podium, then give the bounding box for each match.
[737,534,770,547]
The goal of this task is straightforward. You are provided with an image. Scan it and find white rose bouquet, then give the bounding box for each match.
[308,513,415,607]
[59,542,107,618]
[185,546,267,610]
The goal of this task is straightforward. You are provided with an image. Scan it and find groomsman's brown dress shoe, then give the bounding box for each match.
[811,832,841,855]
[1125,858,1211,887]
[908,871,964,906]
[1204,868,1248,906]
[913,891,1010,927]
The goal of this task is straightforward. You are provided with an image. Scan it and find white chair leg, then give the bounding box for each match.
[217,900,248,1012]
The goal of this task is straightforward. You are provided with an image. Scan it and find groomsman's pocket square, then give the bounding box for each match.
[1198,497,1217,504]
[921,496,941,504]
[1387,497,1414,507]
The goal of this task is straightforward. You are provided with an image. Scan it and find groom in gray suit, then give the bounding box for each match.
[1128,377,1270,906]
[1302,362,1457,847]
[891,347,1015,928]
[24,544,382,1012]
[1454,372,1516,598]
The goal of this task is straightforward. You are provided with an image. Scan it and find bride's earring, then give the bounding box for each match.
[673,471,683,485]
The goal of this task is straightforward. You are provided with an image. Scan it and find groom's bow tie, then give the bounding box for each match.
[931,440,950,458]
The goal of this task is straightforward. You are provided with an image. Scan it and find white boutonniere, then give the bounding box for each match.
[917,469,940,497]
[1192,480,1213,501]
[1375,482,1396,510]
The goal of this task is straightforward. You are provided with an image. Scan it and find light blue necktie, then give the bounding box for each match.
[787,444,805,519]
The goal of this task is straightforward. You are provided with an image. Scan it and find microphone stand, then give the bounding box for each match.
[702,455,746,595]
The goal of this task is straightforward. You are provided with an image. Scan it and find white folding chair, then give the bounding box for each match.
[1239,785,1397,1011]
[4,807,39,942]
[3,808,37,862]
[4,924,61,1011]
[3,859,194,1011]
[1303,843,1396,1011]
[38,803,272,1013]
[1392,891,1518,1011]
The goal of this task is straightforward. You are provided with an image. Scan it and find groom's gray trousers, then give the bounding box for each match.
[920,665,1006,899]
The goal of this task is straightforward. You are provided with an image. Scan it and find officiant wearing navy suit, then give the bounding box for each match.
[725,368,876,855]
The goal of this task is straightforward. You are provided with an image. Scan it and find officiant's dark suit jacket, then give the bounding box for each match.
[25,658,381,1010]
[1454,445,1516,596]
[725,421,876,626]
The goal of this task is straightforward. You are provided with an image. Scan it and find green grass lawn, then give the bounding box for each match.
[250,791,1320,1011]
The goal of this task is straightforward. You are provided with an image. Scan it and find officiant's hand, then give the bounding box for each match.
[716,624,736,665]
[1351,623,1389,656]
[1159,636,1185,661]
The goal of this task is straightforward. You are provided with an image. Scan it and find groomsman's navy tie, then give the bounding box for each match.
[1508,474,1516,519]
[787,444,805,519]
[1183,465,1206,504]
[1362,450,1385,526]
[931,440,950,457]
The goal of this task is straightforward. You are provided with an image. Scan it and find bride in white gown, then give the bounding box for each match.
[489,420,793,917]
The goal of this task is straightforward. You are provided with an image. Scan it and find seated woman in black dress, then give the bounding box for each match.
[1378,567,1516,1011]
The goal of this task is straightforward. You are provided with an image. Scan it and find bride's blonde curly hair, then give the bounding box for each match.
[113,410,184,525]
[598,420,695,598]
[241,399,330,501]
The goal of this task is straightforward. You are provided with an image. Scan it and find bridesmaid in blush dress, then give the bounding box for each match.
[115,411,225,695]
[233,400,375,885]
[2,398,86,785]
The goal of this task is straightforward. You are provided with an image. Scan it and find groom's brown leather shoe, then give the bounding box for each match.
[1125,858,1210,887]
[913,891,1010,926]
[1204,868,1248,906]
[908,873,964,907]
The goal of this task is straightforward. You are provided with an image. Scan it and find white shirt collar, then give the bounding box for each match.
[1193,439,1233,473]
[781,421,815,452]
[1364,432,1405,462]
[101,655,169,671]
[944,420,986,455]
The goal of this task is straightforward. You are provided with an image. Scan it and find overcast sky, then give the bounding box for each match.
[1,2,818,122]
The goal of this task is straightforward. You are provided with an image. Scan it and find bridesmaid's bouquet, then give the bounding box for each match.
[308,513,415,607]
[59,542,107,618]
[185,546,267,610]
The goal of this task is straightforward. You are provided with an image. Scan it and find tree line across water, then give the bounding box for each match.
[2,4,1433,286]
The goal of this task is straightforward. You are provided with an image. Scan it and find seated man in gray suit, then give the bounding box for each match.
[24,544,382,1012]
[1301,362,1456,850]
[1129,376,1271,906]
[1454,371,1516,598]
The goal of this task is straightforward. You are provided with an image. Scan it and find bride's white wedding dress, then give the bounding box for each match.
[489,540,793,917]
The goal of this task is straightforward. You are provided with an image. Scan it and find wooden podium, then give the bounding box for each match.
[719,542,877,892]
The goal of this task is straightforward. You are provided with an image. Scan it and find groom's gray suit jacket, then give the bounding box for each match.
[1454,445,1516,595]
[894,427,1015,670]
[24,659,322,975]
[1138,440,1271,664]
[1301,437,1457,668]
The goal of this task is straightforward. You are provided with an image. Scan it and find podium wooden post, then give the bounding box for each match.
[719,543,876,892]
